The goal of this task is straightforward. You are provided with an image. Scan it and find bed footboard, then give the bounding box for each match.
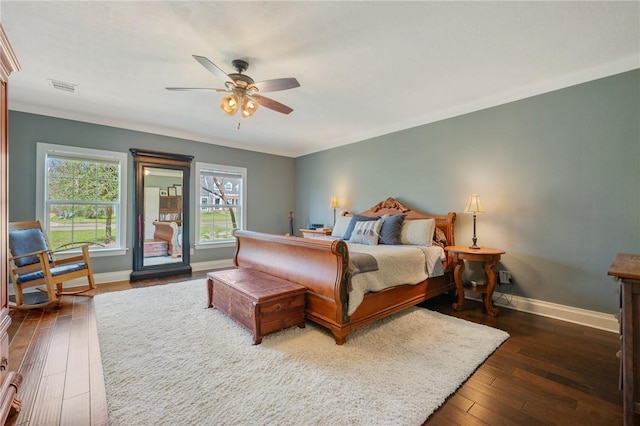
[153,221,181,257]
[233,230,350,332]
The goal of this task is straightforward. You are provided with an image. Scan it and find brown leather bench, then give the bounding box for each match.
[206,268,306,344]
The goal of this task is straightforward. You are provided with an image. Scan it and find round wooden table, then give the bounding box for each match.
[445,245,506,316]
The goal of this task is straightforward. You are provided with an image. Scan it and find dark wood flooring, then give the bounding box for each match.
[5,272,623,425]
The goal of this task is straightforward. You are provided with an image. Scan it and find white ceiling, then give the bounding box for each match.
[2,1,639,158]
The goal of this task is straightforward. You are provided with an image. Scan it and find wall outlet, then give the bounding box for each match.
[499,270,512,284]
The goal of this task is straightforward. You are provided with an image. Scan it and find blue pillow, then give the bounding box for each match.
[342,214,378,240]
[379,214,406,245]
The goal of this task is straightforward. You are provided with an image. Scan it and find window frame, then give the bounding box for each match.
[36,142,128,257]
[194,162,247,249]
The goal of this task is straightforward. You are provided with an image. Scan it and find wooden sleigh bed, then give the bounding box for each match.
[232,197,457,344]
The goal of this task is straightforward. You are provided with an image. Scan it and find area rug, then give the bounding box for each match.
[94,279,509,426]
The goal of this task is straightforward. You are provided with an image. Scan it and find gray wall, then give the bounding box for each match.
[8,111,296,274]
[296,70,640,314]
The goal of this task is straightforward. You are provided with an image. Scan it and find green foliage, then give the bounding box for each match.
[48,157,119,202]
[47,156,119,245]
[49,228,117,250]
[199,210,236,241]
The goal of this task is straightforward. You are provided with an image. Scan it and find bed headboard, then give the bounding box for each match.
[356,197,456,249]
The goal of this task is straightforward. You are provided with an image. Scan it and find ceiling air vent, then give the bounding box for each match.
[48,79,78,94]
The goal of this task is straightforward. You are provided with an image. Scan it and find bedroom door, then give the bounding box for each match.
[144,186,160,240]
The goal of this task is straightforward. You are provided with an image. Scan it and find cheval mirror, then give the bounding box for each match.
[130,149,193,280]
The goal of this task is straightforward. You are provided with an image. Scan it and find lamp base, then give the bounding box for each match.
[469,236,480,249]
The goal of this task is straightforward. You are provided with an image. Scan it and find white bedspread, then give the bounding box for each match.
[347,244,445,315]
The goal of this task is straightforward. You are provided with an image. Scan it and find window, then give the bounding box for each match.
[195,162,246,247]
[36,143,128,256]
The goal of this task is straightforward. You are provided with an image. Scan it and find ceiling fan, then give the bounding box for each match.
[166,55,300,118]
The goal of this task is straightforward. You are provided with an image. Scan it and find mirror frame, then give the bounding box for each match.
[130,148,193,281]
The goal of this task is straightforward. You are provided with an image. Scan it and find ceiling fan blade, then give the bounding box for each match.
[252,78,300,93]
[165,87,229,92]
[251,94,294,115]
[192,55,231,82]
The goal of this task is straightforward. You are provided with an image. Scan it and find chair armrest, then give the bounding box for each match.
[8,249,52,262]
[53,244,91,265]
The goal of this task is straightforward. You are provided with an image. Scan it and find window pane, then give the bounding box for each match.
[199,205,239,241]
[197,164,245,243]
[47,156,119,202]
[41,145,125,252]
[48,203,118,249]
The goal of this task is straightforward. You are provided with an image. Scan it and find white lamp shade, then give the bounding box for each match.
[330,196,339,209]
[464,194,485,213]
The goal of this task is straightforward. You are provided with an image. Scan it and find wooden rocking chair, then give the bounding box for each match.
[8,221,96,308]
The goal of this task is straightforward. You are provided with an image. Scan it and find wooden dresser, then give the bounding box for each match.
[0,23,21,423]
[609,253,640,425]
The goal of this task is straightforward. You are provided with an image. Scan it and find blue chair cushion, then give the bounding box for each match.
[16,262,88,284]
[9,228,50,267]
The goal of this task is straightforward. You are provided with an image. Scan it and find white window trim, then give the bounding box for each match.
[36,142,128,256]
[194,162,246,249]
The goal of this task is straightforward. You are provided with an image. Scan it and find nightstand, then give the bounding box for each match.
[445,245,506,316]
[299,228,332,238]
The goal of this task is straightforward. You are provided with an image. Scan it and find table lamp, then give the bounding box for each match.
[464,194,485,249]
[330,196,339,226]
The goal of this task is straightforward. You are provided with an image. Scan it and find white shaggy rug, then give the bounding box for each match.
[94,279,509,426]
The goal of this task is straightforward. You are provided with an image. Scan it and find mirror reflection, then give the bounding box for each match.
[142,167,184,267]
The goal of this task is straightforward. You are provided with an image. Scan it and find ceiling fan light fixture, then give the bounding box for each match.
[170,55,299,118]
[241,97,259,117]
[220,94,239,115]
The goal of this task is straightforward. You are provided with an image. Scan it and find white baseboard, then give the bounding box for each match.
[88,259,234,284]
[11,258,618,333]
[465,291,618,333]
[11,259,235,295]
[191,259,235,272]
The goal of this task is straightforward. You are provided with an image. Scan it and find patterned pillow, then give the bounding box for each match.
[378,214,405,245]
[349,220,384,245]
[342,214,379,240]
[432,227,448,248]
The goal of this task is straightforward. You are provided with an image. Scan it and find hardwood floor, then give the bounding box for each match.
[5,272,623,425]
[421,298,623,425]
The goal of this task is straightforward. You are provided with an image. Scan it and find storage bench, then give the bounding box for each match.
[206,268,306,344]
[143,239,168,257]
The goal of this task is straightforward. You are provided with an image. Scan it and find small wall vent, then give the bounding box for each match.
[48,79,78,94]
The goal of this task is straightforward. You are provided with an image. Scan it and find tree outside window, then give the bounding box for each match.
[37,143,127,254]
[196,163,246,244]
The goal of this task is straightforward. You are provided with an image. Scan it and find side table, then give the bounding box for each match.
[445,245,506,316]
[299,228,332,238]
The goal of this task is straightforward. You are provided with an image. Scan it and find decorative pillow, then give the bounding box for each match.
[342,214,379,240]
[378,214,405,245]
[432,226,448,248]
[399,218,436,246]
[349,220,384,246]
[331,214,352,238]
